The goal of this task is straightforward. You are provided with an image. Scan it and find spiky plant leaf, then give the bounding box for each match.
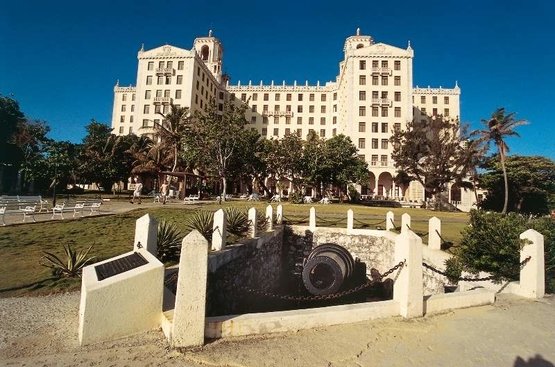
[185,210,214,242]
[224,207,249,236]
[157,220,182,262]
[41,244,95,278]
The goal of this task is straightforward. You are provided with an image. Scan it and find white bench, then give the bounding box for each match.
[84,202,101,215]
[20,205,37,222]
[184,194,200,203]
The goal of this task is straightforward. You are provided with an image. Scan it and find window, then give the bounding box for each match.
[372,60,378,68]
[122,94,127,101]
[359,154,365,161]
[381,60,388,68]
[146,76,152,85]
[297,116,302,124]
[178,61,184,70]
[381,155,388,164]
[264,93,269,101]
[155,105,161,113]
[120,115,125,123]
[309,93,315,101]
[297,128,302,137]
[121,105,126,112]
[130,116,134,122]
[381,76,388,85]
[432,96,437,104]
[359,91,366,100]
[359,122,366,132]
[176,75,183,84]
[309,117,314,125]
[251,116,257,124]
[156,90,162,97]
[332,128,337,136]
[320,129,326,137]
[358,138,366,149]
[359,106,366,116]
[394,76,401,86]
[309,105,315,113]
[394,60,400,70]
[372,139,378,149]
[285,128,290,135]
[286,105,291,112]
[241,93,247,102]
[251,105,257,112]
[147,61,154,71]
[252,93,258,101]
[394,123,401,131]
[142,119,149,128]
[381,107,388,117]
[333,116,337,124]
[381,91,388,99]
[274,105,280,112]
[394,92,401,102]
[394,107,401,117]
[372,75,379,85]
[273,128,279,136]
[359,75,366,85]
[274,116,279,124]
[381,139,388,149]
[444,96,449,104]
[372,122,378,133]
[421,96,426,104]
[372,107,379,117]
[320,117,326,125]
[262,127,267,136]
[444,108,450,116]
[333,104,337,112]
[322,94,327,102]
[145,90,151,99]
[196,81,199,90]
[371,154,378,163]
[372,91,379,100]
[321,105,326,113]
[332,93,336,100]
[297,105,303,113]
[263,105,268,113]
[433,108,438,116]
[132,93,135,101]
[285,116,291,124]
[275,93,280,101]
[119,126,124,134]
[164,90,170,97]
[166,61,173,69]
[298,93,303,101]
[131,105,134,112]
[175,90,181,99]
[129,127,133,134]
[263,116,268,124]
[286,93,292,101]
[157,76,163,85]
[381,123,388,133]
[359,60,366,70]
[158,61,164,68]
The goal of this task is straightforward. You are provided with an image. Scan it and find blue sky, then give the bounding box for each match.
[1,0,554,159]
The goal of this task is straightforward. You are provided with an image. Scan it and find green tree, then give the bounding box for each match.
[478,108,527,214]
[12,120,51,192]
[0,95,26,192]
[154,104,191,172]
[390,116,480,210]
[264,134,306,194]
[479,155,555,215]
[184,101,249,200]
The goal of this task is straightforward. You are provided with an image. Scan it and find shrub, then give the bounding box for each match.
[41,244,95,278]
[448,210,555,292]
[224,207,249,236]
[185,210,214,242]
[157,221,182,263]
[256,211,268,231]
[288,191,304,204]
[348,184,360,203]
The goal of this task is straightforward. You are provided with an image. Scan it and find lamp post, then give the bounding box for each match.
[52,163,58,207]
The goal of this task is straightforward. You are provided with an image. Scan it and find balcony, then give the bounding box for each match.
[153,97,172,105]
[262,110,294,117]
[371,67,392,75]
[156,67,174,76]
[371,98,391,106]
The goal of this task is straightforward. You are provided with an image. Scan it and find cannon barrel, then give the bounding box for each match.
[301,243,355,295]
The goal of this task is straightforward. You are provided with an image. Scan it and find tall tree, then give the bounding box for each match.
[390,116,479,210]
[155,104,191,172]
[478,108,527,214]
[0,95,26,192]
[183,101,248,200]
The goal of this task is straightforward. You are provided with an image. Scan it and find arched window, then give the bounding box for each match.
[201,45,209,61]
[356,44,364,49]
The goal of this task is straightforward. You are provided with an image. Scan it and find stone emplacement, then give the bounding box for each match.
[78,210,546,348]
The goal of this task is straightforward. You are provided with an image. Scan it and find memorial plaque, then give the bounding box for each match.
[95,252,148,281]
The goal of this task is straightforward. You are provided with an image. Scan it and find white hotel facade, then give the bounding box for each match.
[111,30,474,209]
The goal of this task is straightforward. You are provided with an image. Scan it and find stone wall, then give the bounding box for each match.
[206,228,284,316]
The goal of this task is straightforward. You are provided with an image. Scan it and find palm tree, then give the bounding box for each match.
[155,104,191,172]
[479,108,527,214]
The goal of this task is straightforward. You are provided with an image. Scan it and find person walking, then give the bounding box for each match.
[160,181,169,204]
[130,177,143,204]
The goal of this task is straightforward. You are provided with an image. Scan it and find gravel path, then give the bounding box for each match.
[1,292,554,366]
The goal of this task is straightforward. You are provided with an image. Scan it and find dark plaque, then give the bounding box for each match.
[95,252,149,281]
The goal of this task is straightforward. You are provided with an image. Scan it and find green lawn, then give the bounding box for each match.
[0,202,469,297]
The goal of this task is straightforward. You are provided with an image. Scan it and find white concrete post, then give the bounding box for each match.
[266,205,273,232]
[386,211,395,231]
[428,217,442,250]
[393,230,423,318]
[134,214,158,255]
[171,230,209,347]
[248,207,258,238]
[518,229,545,299]
[347,209,354,234]
[211,209,226,251]
[309,207,316,231]
[401,213,411,233]
[276,204,283,224]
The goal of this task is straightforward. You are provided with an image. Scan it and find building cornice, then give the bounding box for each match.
[413,87,460,95]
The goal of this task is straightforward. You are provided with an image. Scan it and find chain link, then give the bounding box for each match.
[239,260,406,302]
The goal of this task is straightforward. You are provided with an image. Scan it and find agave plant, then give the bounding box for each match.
[185,210,214,242]
[41,244,95,278]
[224,207,249,236]
[256,211,269,231]
[157,220,182,262]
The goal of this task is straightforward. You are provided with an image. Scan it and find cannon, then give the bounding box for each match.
[301,243,355,296]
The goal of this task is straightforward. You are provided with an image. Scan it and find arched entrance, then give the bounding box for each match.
[377,172,393,199]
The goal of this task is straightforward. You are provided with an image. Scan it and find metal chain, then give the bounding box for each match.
[422,256,532,282]
[239,260,406,302]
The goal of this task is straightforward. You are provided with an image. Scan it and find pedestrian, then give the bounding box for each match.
[130,177,143,204]
[160,181,169,204]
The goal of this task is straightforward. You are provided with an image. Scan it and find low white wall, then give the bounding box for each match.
[424,288,496,314]
[205,300,399,338]
[78,249,164,346]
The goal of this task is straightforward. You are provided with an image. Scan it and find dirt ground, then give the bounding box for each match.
[1,292,554,367]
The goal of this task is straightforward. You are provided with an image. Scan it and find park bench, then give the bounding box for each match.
[183,194,200,203]
[0,200,38,223]
[51,200,102,219]
[0,195,48,213]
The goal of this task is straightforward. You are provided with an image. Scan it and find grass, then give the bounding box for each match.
[0,201,469,297]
